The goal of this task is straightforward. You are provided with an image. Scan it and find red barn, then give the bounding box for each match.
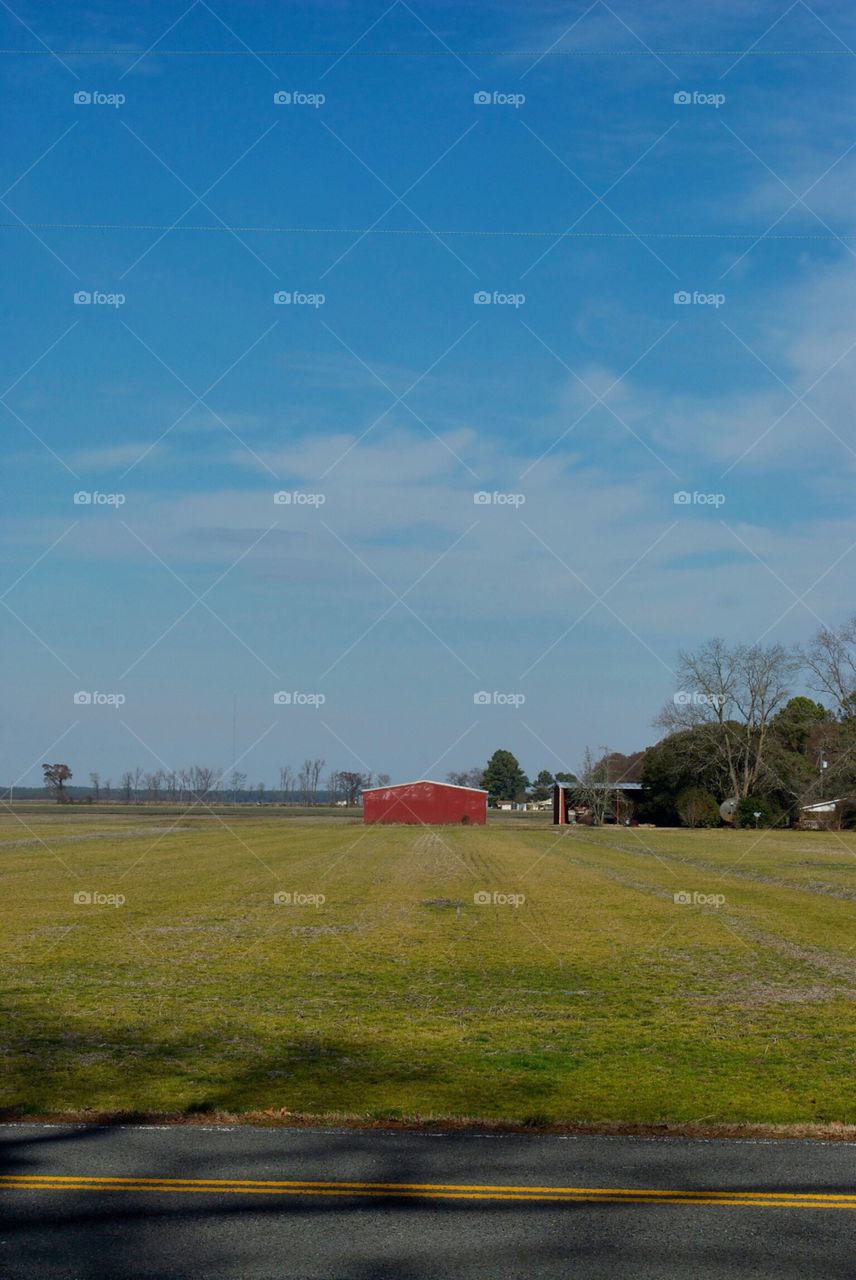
[363,780,487,826]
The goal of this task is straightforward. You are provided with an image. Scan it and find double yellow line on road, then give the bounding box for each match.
[2,1175,855,1208]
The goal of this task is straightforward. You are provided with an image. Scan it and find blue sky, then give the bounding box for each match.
[3,0,856,789]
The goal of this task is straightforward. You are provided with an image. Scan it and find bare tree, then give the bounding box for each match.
[375,772,391,788]
[326,769,341,805]
[446,767,483,788]
[145,770,163,802]
[121,771,133,803]
[656,638,796,802]
[308,758,325,805]
[228,770,247,802]
[278,766,292,805]
[298,760,312,805]
[574,746,613,825]
[190,766,218,801]
[89,771,100,802]
[103,778,112,801]
[133,767,144,801]
[801,617,856,716]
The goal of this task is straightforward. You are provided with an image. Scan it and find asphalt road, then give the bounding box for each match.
[1,1123,854,1278]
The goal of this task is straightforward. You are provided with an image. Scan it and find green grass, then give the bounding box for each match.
[2,808,855,1126]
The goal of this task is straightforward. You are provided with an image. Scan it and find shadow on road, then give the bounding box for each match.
[1,1121,854,1279]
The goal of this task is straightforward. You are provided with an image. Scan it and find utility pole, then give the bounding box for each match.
[232,692,237,803]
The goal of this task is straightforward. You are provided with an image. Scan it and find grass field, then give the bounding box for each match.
[2,807,855,1126]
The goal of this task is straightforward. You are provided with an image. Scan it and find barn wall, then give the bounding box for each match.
[364,782,487,825]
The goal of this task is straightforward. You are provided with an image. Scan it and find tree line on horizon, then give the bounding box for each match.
[33,763,391,807]
[28,617,856,828]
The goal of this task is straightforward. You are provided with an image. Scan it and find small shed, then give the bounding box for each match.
[363,780,488,825]
[799,799,844,830]
[553,780,643,825]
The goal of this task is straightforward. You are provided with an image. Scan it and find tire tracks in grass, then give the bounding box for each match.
[563,843,856,993]
[579,834,856,903]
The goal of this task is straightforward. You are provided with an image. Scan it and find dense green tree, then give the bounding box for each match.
[770,697,831,754]
[639,728,731,824]
[598,750,645,782]
[736,795,780,828]
[530,769,555,801]
[42,762,72,803]
[758,698,833,819]
[481,750,529,803]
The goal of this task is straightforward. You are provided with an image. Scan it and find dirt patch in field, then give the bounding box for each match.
[695,979,845,1006]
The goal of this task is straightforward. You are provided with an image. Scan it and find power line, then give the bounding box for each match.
[1,222,854,239]
[0,48,853,57]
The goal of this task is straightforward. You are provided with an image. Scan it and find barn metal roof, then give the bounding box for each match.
[361,779,489,794]
[555,780,643,791]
